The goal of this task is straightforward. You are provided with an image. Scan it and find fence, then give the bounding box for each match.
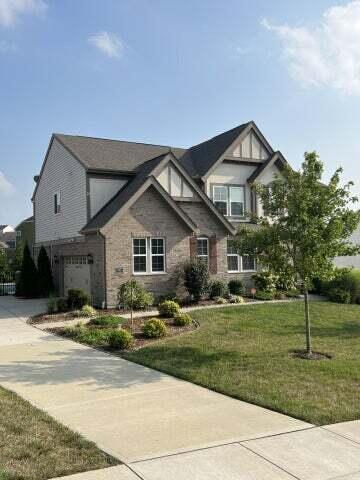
[0,272,16,295]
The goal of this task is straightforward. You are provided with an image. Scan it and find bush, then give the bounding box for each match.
[216,297,228,304]
[285,288,301,298]
[142,318,167,338]
[56,297,68,313]
[63,324,111,346]
[325,268,360,304]
[328,288,351,304]
[252,271,277,293]
[174,312,192,326]
[228,279,244,295]
[37,246,54,297]
[208,280,228,299]
[108,329,133,349]
[16,244,38,298]
[117,280,154,310]
[182,258,209,302]
[73,305,97,318]
[67,289,91,310]
[158,300,180,317]
[157,292,179,304]
[229,295,244,304]
[255,290,275,301]
[88,315,124,328]
[47,296,57,314]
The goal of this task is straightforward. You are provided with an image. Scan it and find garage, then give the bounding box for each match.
[63,256,91,297]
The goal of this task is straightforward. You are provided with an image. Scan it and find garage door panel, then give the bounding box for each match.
[63,256,91,297]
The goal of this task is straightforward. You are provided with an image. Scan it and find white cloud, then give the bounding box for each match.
[0,0,46,27]
[0,172,14,196]
[88,31,124,59]
[262,1,360,95]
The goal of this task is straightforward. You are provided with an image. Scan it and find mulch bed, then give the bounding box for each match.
[290,349,333,360]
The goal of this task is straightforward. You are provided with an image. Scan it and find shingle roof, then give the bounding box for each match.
[55,134,186,173]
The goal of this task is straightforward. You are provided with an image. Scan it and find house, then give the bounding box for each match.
[0,225,16,249]
[334,226,360,269]
[33,122,287,307]
[15,216,35,253]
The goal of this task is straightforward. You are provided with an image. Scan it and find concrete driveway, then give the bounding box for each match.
[1,296,360,480]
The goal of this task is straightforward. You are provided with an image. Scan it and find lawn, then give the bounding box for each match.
[0,386,118,480]
[125,301,360,425]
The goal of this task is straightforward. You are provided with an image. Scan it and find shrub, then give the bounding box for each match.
[228,279,244,295]
[255,290,275,301]
[108,329,133,349]
[73,305,97,318]
[229,295,244,304]
[285,288,301,298]
[158,300,180,317]
[182,258,209,302]
[325,268,360,304]
[208,280,228,299]
[47,296,57,314]
[274,291,287,300]
[67,289,91,310]
[89,315,124,328]
[63,324,111,346]
[142,318,167,338]
[56,297,68,313]
[252,271,277,293]
[117,280,154,310]
[328,288,351,304]
[216,297,228,304]
[174,312,192,326]
[157,292,179,304]
[16,244,38,298]
[37,246,54,297]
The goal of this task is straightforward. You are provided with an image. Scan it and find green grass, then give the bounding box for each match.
[125,302,360,425]
[0,386,118,480]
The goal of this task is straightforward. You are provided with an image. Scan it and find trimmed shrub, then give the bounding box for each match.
[158,300,180,318]
[252,271,277,293]
[182,258,209,302]
[89,315,124,328]
[67,289,91,310]
[255,290,275,301]
[325,268,360,304]
[142,318,167,338]
[37,246,54,297]
[16,244,38,298]
[208,280,228,299]
[174,312,192,326]
[328,288,351,304]
[228,279,244,295]
[229,295,244,304]
[117,280,154,310]
[47,296,57,314]
[216,297,228,304]
[56,297,68,313]
[108,329,133,350]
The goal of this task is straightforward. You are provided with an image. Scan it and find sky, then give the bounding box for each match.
[1,0,360,226]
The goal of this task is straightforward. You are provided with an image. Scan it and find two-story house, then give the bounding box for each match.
[33,121,287,307]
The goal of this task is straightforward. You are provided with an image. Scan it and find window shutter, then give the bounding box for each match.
[209,236,217,274]
[189,236,197,258]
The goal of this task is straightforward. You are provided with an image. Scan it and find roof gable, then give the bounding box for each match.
[247,151,287,184]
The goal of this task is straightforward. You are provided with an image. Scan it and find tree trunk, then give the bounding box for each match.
[304,289,312,355]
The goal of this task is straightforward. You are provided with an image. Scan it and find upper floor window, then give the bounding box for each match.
[227,240,256,273]
[54,191,61,214]
[133,237,165,274]
[213,185,245,217]
[196,237,209,266]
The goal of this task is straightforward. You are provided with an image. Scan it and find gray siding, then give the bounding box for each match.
[89,177,127,218]
[34,139,87,243]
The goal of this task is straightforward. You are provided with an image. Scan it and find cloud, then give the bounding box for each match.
[262,1,360,95]
[0,172,15,196]
[0,0,46,27]
[88,31,124,59]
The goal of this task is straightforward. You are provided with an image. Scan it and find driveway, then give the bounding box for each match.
[1,296,360,480]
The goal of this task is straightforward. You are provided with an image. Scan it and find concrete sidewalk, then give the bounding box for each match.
[1,296,360,480]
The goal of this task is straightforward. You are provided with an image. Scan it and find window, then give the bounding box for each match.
[54,191,61,214]
[16,230,21,238]
[212,185,245,217]
[133,237,165,274]
[227,240,256,273]
[196,237,209,266]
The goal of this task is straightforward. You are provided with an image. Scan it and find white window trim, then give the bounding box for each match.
[212,184,245,218]
[241,256,257,273]
[227,242,256,273]
[54,191,61,215]
[132,237,166,275]
[196,237,209,263]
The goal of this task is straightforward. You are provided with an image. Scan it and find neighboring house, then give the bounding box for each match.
[334,226,360,269]
[15,216,35,253]
[0,225,16,249]
[33,121,287,307]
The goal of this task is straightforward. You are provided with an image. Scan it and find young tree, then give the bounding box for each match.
[16,244,38,298]
[234,152,360,357]
[37,246,54,297]
[0,247,9,276]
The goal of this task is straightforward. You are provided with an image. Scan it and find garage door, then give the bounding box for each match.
[63,256,91,297]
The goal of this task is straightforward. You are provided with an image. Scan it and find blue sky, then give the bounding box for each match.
[1,0,360,226]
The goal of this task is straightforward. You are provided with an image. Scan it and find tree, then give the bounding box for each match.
[37,246,54,297]
[182,258,210,302]
[16,244,38,298]
[0,247,9,276]
[13,239,24,272]
[234,152,360,357]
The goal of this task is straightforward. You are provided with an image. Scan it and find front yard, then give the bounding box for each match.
[0,386,118,480]
[125,301,360,425]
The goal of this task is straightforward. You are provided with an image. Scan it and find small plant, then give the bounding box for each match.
[173,312,192,326]
[216,297,228,304]
[117,280,154,310]
[252,271,277,293]
[229,295,244,304]
[208,279,228,299]
[56,297,68,313]
[274,291,287,300]
[108,329,133,350]
[63,324,111,346]
[328,288,351,304]
[73,305,97,318]
[158,300,180,317]
[157,292,179,304]
[228,279,244,295]
[142,318,167,338]
[182,258,209,302]
[89,315,124,328]
[255,290,275,301]
[47,295,57,314]
[67,289,91,310]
